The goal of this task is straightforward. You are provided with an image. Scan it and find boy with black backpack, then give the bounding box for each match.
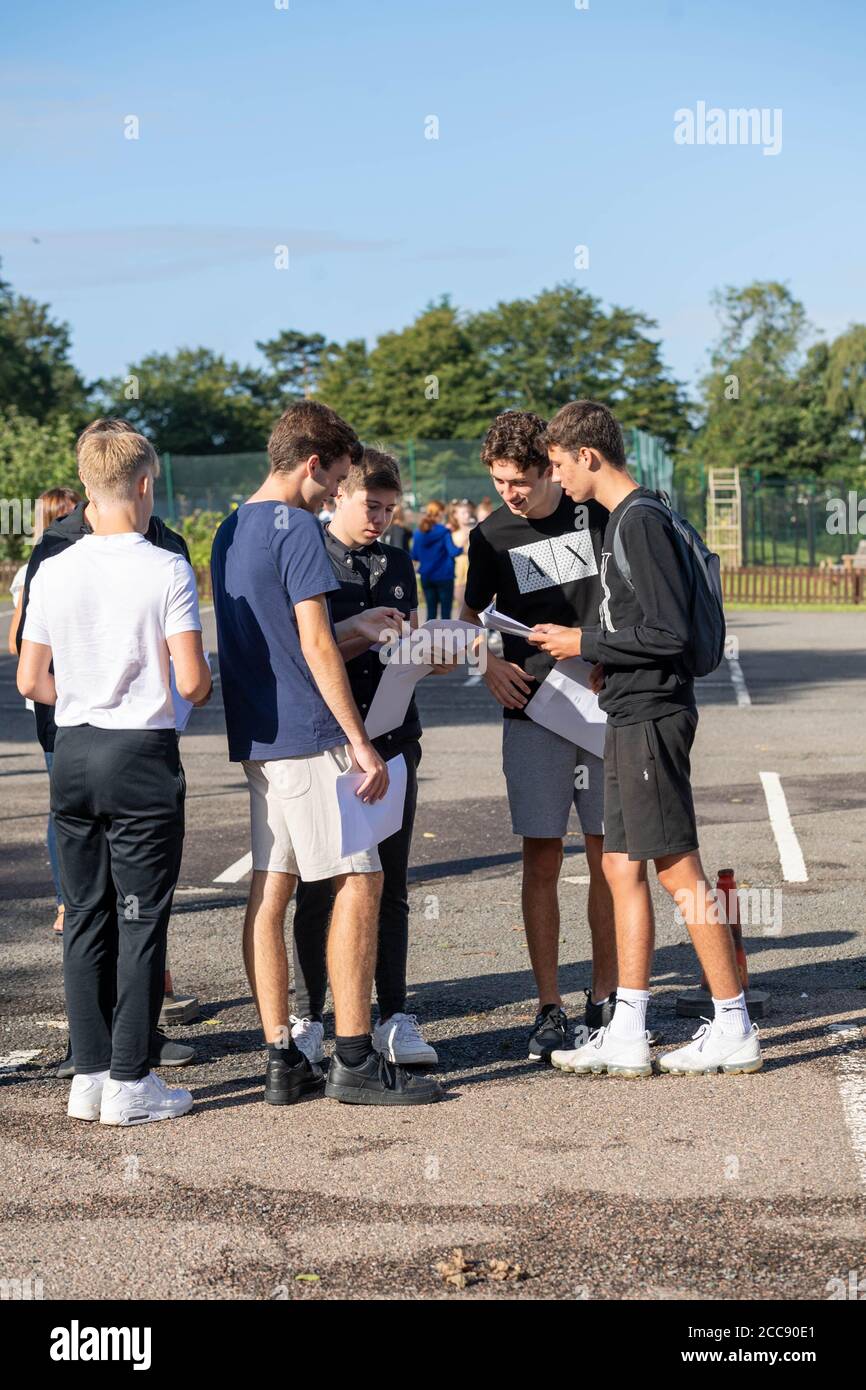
[526,400,762,1078]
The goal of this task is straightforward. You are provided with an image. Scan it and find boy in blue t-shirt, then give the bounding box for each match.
[211,401,441,1108]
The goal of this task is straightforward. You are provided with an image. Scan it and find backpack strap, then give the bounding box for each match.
[611,494,672,590]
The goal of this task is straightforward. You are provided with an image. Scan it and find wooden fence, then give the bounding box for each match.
[722,566,864,605]
[4,562,863,609]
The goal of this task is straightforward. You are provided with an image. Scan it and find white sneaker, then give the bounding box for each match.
[551,1025,652,1078]
[67,1071,109,1122]
[372,1013,438,1065]
[659,1020,762,1075]
[290,1015,325,1064]
[99,1071,194,1126]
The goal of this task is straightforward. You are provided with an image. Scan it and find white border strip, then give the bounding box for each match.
[726,652,751,706]
[760,771,808,882]
[827,1025,866,1189]
[0,1049,41,1071]
[213,851,252,884]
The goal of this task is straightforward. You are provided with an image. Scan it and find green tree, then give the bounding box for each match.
[95,348,277,454]
[825,325,866,461]
[0,263,89,425]
[689,282,815,479]
[318,298,497,442]
[256,329,331,401]
[0,409,79,561]
[469,284,688,445]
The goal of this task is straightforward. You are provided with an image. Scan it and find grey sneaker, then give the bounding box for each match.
[528,1005,568,1062]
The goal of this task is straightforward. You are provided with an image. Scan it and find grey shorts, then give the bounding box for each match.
[502,718,605,840]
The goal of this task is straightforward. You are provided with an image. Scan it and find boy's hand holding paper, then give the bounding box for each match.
[527,623,584,661]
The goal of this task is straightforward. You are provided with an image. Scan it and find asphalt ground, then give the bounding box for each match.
[1,607,866,1302]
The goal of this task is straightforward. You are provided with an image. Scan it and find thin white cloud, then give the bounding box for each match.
[0,225,398,290]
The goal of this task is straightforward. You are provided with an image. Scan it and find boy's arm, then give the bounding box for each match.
[17,639,56,704]
[581,512,692,669]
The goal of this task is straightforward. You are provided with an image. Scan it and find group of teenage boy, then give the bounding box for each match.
[15,397,762,1127]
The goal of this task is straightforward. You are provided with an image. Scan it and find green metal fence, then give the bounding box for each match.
[157,428,675,518]
[676,472,862,567]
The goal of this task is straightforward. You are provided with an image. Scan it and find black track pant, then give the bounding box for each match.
[51,725,185,1081]
[293,741,420,1022]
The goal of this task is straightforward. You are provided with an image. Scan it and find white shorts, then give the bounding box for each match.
[243,743,382,882]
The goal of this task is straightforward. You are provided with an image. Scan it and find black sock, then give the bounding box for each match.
[267,1040,304,1067]
[335,1033,374,1067]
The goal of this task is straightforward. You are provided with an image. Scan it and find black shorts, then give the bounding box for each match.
[603,709,699,862]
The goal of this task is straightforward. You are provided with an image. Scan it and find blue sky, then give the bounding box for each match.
[2,0,863,394]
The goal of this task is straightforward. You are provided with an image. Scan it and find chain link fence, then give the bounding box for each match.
[676,473,862,567]
[156,428,676,516]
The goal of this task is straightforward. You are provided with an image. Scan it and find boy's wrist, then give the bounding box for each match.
[580,626,601,663]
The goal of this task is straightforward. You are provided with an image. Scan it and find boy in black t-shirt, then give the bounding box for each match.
[460,411,617,1062]
[529,400,761,1079]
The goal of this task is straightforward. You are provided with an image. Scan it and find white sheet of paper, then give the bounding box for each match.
[170,651,210,733]
[337,753,408,857]
[479,601,532,637]
[526,657,608,758]
[364,618,480,740]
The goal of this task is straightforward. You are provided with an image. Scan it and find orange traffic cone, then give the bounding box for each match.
[676,868,769,1018]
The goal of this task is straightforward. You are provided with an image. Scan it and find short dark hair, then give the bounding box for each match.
[268,400,362,474]
[342,446,402,497]
[541,400,627,469]
[480,410,549,474]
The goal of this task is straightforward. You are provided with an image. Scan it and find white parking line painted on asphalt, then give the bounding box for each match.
[563,875,591,885]
[827,1024,866,1189]
[0,1050,41,1071]
[213,851,252,884]
[760,771,808,882]
[726,650,752,706]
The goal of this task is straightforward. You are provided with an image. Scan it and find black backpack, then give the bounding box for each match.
[611,493,726,678]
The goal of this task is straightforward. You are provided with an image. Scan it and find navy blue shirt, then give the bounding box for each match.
[211,502,344,761]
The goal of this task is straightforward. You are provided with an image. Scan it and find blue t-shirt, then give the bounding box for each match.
[211,502,344,761]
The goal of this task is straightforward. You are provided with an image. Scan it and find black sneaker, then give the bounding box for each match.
[150,1031,196,1067]
[56,1030,196,1079]
[528,1005,568,1062]
[325,1050,442,1106]
[584,990,617,1032]
[264,1053,325,1106]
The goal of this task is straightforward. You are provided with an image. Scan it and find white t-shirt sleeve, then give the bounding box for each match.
[21,568,51,646]
[164,559,202,638]
[10,563,26,606]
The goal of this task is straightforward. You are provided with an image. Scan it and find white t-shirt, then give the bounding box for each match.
[23,532,201,730]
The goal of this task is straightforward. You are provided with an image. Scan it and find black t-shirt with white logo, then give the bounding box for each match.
[464,492,609,719]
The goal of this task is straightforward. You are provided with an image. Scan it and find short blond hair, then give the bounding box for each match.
[75,417,136,460]
[77,430,160,502]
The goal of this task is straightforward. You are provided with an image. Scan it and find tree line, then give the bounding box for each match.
[1,262,864,559]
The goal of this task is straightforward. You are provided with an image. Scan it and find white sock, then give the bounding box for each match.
[608,988,649,1040]
[713,991,751,1037]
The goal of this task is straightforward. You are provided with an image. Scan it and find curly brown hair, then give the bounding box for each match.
[541,400,626,469]
[480,410,549,474]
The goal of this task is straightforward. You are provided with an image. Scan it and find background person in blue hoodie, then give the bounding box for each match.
[411,501,462,618]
